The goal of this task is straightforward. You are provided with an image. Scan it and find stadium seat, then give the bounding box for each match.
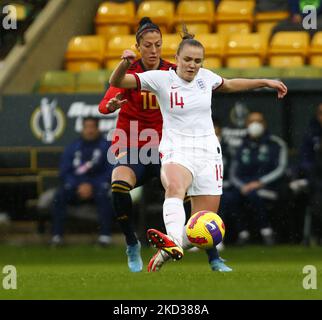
[37,71,76,93]
[95,1,135,39]
[268,32,310,68]
[196,33,226,68]
[174,23,210,35]
[217,23,251,34]
[76,70,110,93]
[255,11,289,23]
[256,22,278,37]
[269,56,305,68]
[309,32,322,67]
[226,33,267,68]
[174,0,215,33]
[96,25,131,41]
[310,56,322,67]
[255,11,289,38]
[216,1,255,33]
[136,1,175,33]
[159,33,182,63]
[104,35,137,69]
[64,36,106,72]
[226,56,262,68]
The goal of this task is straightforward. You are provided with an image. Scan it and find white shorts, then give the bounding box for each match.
[160,150,223,196]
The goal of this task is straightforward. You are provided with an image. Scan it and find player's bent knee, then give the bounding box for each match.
[112,166,136,187]
[165,182,186,199]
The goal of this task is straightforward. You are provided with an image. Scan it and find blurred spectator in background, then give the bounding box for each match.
[292,103,322,244]
[272,0,322,37]
[51,117,114,247]
[221,112,288,246]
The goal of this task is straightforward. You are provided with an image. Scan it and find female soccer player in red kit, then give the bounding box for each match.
[99,18,231,273]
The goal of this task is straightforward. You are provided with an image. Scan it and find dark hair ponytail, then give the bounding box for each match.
[177,23,204,55]
[136,17,162,44]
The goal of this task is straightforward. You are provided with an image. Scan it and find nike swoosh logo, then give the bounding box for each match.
[171,85,180,89]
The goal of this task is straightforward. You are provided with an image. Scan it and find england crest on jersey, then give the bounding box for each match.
[196,78,206,91]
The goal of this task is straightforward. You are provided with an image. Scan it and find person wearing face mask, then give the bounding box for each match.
[227,112,288,246]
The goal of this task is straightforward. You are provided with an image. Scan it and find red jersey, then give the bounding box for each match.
[99,59,175,148]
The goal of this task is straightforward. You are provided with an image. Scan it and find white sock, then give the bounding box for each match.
[182,225,193,250]
[163,197,186,247]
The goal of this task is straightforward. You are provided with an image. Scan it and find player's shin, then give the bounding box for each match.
[111,180,138,246]
[163,197,186,247]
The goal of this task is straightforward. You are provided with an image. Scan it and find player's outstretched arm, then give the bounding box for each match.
[218,78,288,99]
[109,49,138,89]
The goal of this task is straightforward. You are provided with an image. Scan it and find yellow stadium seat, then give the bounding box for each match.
[256,22,278,37]
[255,11,289,37]
[95,1,135,25]
[268,32,310,67]
[174,1,215,32]
[136,1,175,33]
[255,11,289,23]
[217,23,251,35]
[309,32,322,67]
[96,25,130,41]
[202,58,222,69]
[160,33,182,61]
[196,33,226,67]
[104,59,124,70]
[226,57,262,68]
[310,56,322,67]
[104,35,138,69]
[216,1,255,31]
[65,36,106,72]
[226,33,267,63]
[269,32,310,55]
[95,2,135,39]
[269,56,305,67]
[175,23,211,35]
[105,35,137,59]
[65,61,102,72]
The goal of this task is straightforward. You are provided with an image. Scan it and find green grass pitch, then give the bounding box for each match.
[0,244,321,300]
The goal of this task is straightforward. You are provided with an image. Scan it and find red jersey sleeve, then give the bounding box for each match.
[98,86,126,114]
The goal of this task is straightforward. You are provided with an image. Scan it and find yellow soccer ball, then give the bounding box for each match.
[186,211,225,249]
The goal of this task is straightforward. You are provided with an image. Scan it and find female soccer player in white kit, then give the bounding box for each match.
[110,29,288,272]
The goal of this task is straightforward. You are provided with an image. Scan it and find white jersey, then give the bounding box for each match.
[135,68,223,158]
